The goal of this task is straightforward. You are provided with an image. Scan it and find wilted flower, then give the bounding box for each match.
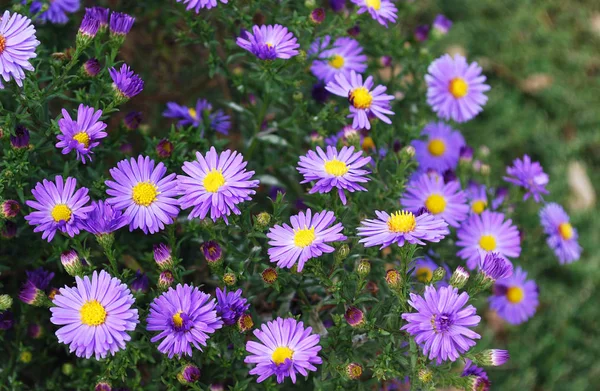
[156,139,174,158]
[310,8,326,24]
[237,313,254,333]
[27,322,43,339]
[344,306,365,327]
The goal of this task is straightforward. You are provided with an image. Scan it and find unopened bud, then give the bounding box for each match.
[385,269,402,289]
[254,212,271,229]
[153,243,173,270]
[432,267,446,283]
[223,273,236,286]
[261,268,278,284]
[356,260,370,278]
[449,266,470,289]
[0,294,12,310]
[158,271,174,290]
[475,349,510,367]
[402,145,415,158]
[346,362,363,380]
[237,313,254,332]
[418,367,433,383]
[61,249,83,276]
[344,307,365,328]
[177,364,201,385]
[335,244,350,262]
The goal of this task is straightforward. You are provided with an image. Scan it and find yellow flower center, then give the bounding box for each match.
[172,311,184,328]
[425,194,447,215]
[203,170,226,193]
[387,211,417,233]
[427,139,446,157]
[349,87,373,110]
[365,0,381,10]
[73,132,90,148]
[328,54,345,69]
[471,200,487,214]
[449,77,469,98]
[132,182,158,206]
[80,300,107,326]
[416,267,433,283]
[294,227,316,248]
[506,286,524,304]
[188,107,197,119]
[479,235,497,251]
[0,35,6,55]
[51,204,72,223]
[558,222,573,240]
[324,159,349,176]
[362,136,375,151]
[271,346,294,365]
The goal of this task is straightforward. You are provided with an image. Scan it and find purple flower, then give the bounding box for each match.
[245,318,322,383]
[504,155,549,202]
[201,241,222,263]
[177,0,228,12]
[539,203,581,264]
[358,210,449,249]
[0,311,14,330]
[489,267,538,325]
[56,104,108,164]
[461,359,488,380]
[401,173,469,227]
[86,7,109,29]
[50,270,139,359]
[409,256,439,283]
[156,139,174,158]
[147,284,223,358]
[401,285,481,364]
[153,243,173,270]
[309,36,367,83]
[426,54,490,123]
[60,249,83,276]
[10,125,30,148]
[344,307,365,327]
[267,209,346,272]
[178,147,259,223]
[158,270,174,290]
[25,176,93,242]
[456,211,521,269]
[163,99,231,135]
[351,0,398,28]
[81,200,128,236]
[215,287,250,326]
[432,14,453,35]
[19,267,54,305]
[78,12,100,39]
[83,58,101,77]
[179,364,201,384]
[330,0,346,12]
[124,111,143,130]
[236,24,299,60]
[109,12,135,36]
[26,268,55,290]
[414,25,430,42]
[130,270,149,293]
[1,200,20,218]
[109,64,144,100]
[36,0,79,25]
[310,8,326,24]
[411,122,465,173]
[466,181,489,215]
[105,156,180,234]
[297,146,371,205]
[326,71,395,130]
[478,252,513,282]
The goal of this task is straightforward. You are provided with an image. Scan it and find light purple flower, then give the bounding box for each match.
[177,0,228,12]
[350,0,397,28]
[35,0,80,25]
[0,11,40,89]
[309,36,367,83]
[411,122,465,173]
[324,125,363,147]
[326,70,395,130]
[426,54,490,123]
[489,267,538,325]
[245,318,322,383]
[105,156,180,234]
[215,287,249,326]
[466,181,489,215]
[297,145,371,205]
[432,14,453,34]
[56,104,107,164]
[81,200,128,236]
[109,12,135,36]
[50,270,139,359]
[539,203,582,264]
[267,209,346,272]
[236,24,299,60]
[109,64,144,100]
[504,154,549,202]
[163,99,231,135]
[478,252,513,282]
[409,256,438,284]
[401,285,481,364]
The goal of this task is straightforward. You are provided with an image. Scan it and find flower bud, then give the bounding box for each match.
[418,367,433,383]
[432,267,446,283]
[19,351,32,363]
[254,212,271,229]
[156,139,174,158]
[19,281,47,307]
[344,306,365,328]
[356,259,370,278]
[0,294,13,311]
[62,363,74,376]
[385,269,402,289]
[309,8,326,24]
[467,375,490,391]
[475,349,510,367]
[478,253,513,284]
[459,145,473,163]
[130,270,149,294]
[346,363,363,380]
[481,164,491,176]
[83,58,101,77]
[201,241,222,266]
[1,200,20,219]
[261,268,278,285]
[223,273,236,286]
[153,243,173,270]
[10,125,29,149]
[61,249,83,276]
[28,323,43,339]
[237,313,254,333]
[293,91,304,102]
[177,364,201,385]
[402,145,415,158]
[158,270,174,290]
[449,266,470,289]
[94,380,112,391]
[124,111,143,130]
[335,244,350,262]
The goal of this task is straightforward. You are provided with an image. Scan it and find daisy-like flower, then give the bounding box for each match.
[147,284,223,358]
[109,64,144,101]
[326,71,395,130]
[0,11,40,89]
[178,147,259,223]
[357,210,449,249]
[456,211,521,270]
[297,145,371,205]
[236,24,299,60]
[309,36,367,83]
[411,122,465,173]
[56,104,107,164]
[401,285,481,364]
[25,176,93,242]
[80,200,128,236]
[177,0,228,12]
[163,99,231,135]
[105,155,180,234]
[350,0,398,28]
[489,267,538,325]
[33,0,80,25]
[425,54,490,123]
[215,287,249,326]
[504,155,549,202]
[539,203,582,264]
[245,318,322,384]
[267,209,346,272]
[50,270,139,360]
[466,181,489,215]
[401,173,469,228]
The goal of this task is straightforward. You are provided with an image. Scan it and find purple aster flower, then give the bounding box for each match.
[130,270,149,293]
[109,64,144,100]
[94,382,111,391]
[177,0,228,12]
[56,104,108,164]
[330,0,346,12]
[236,24,299,60]
[153,243,173,270]
[109,12,135,36]
[414,25,430,42]
[10,125,30,148]
[1,200,20,218]
[309,36,368,83]
[0,311,14,330]
[78,12,100,40]
[477,349,510,366]
[357,210,449,249]
[178,147,259,223]
[326,70,395,130]
[25,176,93,242]
[105,156,180,234]
[245,317,322,384]
[147,284,223,358]
[37,0,80,25]
[401,285,481,364]
[344,306,365,327]
[401,173,469,227]
[456,211,521,269]
[461,359,488,379]
[81,200,128,236]
[351,0,397,28]
[163,99,231,135]
[297,145,371,205]
[83,58,101,77]
[409,256,439,284]
[201,241,222,264]
[86,7,109,29]
[0,11,40,89]
[478,252,513,282]
[433,14,453,35]
[489,267,538,325]
[215,287,250,326]
[156,139,174,158]
[178,364,201,384]
[426,54,490,123]
[539,203,582,264]
[124,111,143,130]
[504,155,549,202]
[466,181,489,215]
[50,270,139,359]
[411,122,465,173]
[310,8,326,24]
[158,270,174,290]
[60,249,83,276]
[266,209,346,272]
